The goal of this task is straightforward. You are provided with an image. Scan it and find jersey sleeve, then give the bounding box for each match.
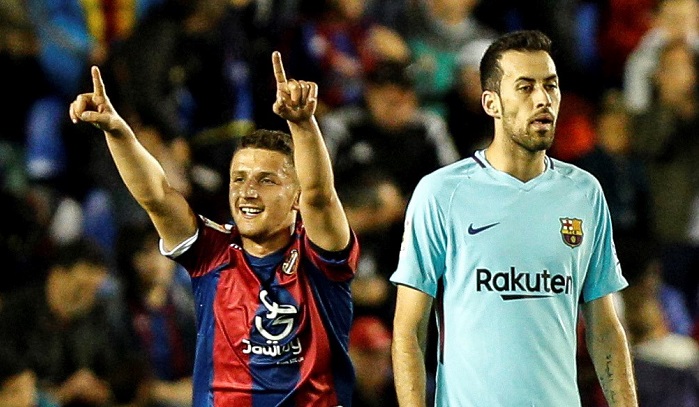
[303,229,359,283]
[390,176,448,297]
[582,182,629,302]
[160,215,234,278]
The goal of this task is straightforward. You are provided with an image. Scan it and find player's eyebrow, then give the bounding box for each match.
[515,74,559,83]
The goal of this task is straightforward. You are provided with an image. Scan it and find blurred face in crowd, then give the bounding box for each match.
[57,261,108,320]
[331,0,366,21]
[229,149,299,250]
[134,237,177,289]
[0,371,37,407]
[596,90,631,155]
[657,0,698,40]
[365,83,418,132]
[598,109,630,155]
[489,50,560,152]
[428,0,478,24]
[655,41,697,105]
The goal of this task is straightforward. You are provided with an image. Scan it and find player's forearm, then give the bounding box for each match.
[104,128,173,209]
[586,323,638,407]
[287,117,335,204]
[392,334,428,407]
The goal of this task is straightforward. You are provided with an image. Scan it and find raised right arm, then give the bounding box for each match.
[393,284,433,407]
[69,66,197,250]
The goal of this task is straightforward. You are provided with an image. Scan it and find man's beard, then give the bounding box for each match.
[503,114,555,153]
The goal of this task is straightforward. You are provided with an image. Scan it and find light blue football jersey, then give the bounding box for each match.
[390,149,628,407]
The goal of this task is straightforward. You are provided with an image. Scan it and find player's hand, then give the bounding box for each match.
[69,66,127,133]
[272,51,318,123]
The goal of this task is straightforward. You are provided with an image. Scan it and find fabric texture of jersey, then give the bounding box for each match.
[390,149,628,407]
[164,216,359,407]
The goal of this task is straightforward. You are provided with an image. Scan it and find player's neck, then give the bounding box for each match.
[484,141,547,183]
[241,231,293,258]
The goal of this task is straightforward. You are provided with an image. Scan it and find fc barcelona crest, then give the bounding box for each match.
[560,218,583,248]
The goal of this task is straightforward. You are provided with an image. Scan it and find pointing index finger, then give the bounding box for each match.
[91,66,106,96]
[272,51,287,85]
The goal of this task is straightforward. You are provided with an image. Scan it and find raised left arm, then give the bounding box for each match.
[581,294,638,407]
[271,51,351,251]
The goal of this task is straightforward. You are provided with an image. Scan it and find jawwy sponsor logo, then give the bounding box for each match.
[243,290,303,363]
[242,337,303,358]
[476,267,572,300]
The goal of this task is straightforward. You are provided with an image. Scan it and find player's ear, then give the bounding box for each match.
[482,90,501,119]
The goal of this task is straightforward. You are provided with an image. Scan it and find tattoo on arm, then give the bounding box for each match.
[598,353,617,403]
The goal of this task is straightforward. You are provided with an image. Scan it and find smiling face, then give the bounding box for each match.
[229,148,300,251]
[491,50,560,152]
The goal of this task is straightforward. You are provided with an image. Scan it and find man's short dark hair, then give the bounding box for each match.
[366,59,415,89]
[235,129,294,164]
[480,30,553,93]
[52,237,107,269]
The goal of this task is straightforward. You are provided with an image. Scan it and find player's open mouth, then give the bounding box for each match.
[531,115,553,124]
[530,115,553,131]
[240,207,263,216]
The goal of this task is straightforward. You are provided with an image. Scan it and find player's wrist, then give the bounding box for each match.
[287,116,319,131]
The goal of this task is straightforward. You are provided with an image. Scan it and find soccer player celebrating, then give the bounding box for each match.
[391,31,638,406]
[69,52,358,406]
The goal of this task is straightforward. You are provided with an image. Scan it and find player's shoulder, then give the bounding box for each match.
[415,155,483,196]
[549,157,603,192]
[423,155,480,182]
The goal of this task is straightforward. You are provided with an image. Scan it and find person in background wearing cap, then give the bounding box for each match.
[349,316,399,407]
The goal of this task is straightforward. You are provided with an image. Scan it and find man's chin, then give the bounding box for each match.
[529,131,555,151]
[237,227,262,239]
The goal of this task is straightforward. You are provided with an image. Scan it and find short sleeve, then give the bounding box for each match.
[390,177,448,297]
[582,183,629,302]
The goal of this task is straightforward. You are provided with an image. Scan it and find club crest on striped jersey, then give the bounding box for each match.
[282,249,299,275]
[560,218,583,248]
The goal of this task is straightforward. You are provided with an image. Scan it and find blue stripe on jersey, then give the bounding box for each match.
[305,259,355,406]
[247,251,301,407]
[191,265,224,407]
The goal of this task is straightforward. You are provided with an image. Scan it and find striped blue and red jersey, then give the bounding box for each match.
[163,215,359,407]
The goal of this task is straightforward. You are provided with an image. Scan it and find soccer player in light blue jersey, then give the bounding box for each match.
[390,30,638,407]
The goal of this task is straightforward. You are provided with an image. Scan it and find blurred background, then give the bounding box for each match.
[0,0,698,406]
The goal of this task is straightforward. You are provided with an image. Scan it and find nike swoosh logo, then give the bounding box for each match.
[468,222,500,235]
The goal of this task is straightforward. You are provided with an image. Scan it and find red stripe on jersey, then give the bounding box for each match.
[175,216,358,406]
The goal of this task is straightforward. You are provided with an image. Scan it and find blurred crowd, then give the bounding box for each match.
[1,0,698,406]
